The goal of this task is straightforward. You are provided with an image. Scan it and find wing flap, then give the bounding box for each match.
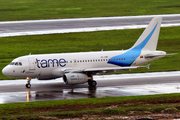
[84,66,139,72]
[64,65,150,73]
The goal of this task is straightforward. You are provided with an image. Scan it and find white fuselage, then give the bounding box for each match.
[2,50,166,80]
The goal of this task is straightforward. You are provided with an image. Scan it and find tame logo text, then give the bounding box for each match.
[36,58,66,68]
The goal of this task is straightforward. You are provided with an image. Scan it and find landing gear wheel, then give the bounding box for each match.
[88,80,97,87]
[26,84,31,88]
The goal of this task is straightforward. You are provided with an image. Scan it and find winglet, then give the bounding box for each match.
[139,64,150,69]
[146,64,150,69]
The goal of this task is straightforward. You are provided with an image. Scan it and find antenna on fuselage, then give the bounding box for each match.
[29,53,31,55]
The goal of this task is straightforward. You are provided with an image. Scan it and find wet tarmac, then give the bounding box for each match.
[0,71,180,104]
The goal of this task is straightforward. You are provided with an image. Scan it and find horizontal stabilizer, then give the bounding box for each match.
[145,53,177,58]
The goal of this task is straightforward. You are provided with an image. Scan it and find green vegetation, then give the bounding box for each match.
[0,0,180,21]
[1,93,180,119]
[0,26,180,80]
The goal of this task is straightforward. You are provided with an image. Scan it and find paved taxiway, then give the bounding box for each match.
[0,14,180,37]
[0,71,180,104]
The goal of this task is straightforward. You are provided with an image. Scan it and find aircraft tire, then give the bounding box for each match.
[26,84,31,88]
[88,80,97,87]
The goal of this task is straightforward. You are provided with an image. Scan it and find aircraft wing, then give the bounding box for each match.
[145,53,177,58]
[64,64,150,74]
[84,66,144,72]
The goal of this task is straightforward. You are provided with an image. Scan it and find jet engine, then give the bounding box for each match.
[63,73,88,85]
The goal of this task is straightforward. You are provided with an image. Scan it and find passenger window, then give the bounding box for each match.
[15,62,18,65]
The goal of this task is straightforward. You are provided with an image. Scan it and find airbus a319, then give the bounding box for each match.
[2,17,175,88]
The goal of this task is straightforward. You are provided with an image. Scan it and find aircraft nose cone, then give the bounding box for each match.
[2,66,9,76]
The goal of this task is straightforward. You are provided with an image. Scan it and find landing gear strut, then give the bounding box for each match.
[26,77,31,88]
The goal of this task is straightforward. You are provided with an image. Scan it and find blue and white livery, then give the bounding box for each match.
[2,17,175,88]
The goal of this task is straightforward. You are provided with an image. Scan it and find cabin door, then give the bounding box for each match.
[28,58,35,70]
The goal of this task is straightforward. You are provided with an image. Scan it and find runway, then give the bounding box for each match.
[0,71,180,104]
[0,14,180,37]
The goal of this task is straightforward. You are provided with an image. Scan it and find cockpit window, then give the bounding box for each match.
[10,62,22,66]
[10,62,15,65]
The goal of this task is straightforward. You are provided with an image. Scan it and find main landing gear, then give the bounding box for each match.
[26,77,31,88]
[88,75,97,87]
[88,80,97,87]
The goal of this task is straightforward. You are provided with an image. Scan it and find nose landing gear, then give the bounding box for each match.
[26,77,31,88]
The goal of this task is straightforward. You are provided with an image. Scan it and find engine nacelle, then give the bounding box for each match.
[63,73,88,85]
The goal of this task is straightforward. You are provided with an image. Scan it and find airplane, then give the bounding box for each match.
[2,17,175,88]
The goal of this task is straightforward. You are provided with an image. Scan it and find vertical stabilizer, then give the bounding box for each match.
[131,17,162,51]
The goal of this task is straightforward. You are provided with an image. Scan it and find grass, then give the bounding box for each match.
[1,93,180,119]
[0,0,180,21]
[0,26,180,80]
